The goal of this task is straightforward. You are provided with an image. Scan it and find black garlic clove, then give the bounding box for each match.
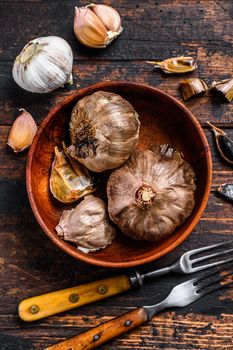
[207,121,233,165]
[217,183,233,202]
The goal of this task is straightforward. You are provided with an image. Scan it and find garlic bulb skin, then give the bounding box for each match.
[74,4,123,48]
[56,195,117,253]
[7,108,37,152]
[107,145,196,242]
[67,91,140,172]
[12,36,73,93]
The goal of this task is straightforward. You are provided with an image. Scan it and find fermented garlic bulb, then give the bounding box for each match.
[67,91,140,172]
[12,36,73,93]
[107,145,196,242]
[56,195,117,253]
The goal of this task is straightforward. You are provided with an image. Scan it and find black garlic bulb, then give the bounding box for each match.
[107,145,196,242]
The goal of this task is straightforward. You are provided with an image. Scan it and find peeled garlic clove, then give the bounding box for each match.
[107,145,196,242]
[7,108,37,152]
[74,4,123,48]
[13,36,73,93]
[67,91,140,172]
[50,146,95,203]
[180,78,208,100]
[207,121,233,165]
[217,183,233,202]
[56,195,117,253]
[147,56,197,74]
[211,78,233,102]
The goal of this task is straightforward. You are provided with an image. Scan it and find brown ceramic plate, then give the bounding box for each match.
[26,81,212,268]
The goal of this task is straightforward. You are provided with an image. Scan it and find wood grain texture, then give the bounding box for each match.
[18,275,131,322]
[45,308,148,350]
[0,0,232,349]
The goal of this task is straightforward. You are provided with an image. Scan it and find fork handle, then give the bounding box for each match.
[18,275,131,322]
[45,308,148,350]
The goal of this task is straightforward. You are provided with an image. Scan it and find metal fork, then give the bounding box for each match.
[131,240,233,286]
[46,265,233,350]
[19,240,233,322]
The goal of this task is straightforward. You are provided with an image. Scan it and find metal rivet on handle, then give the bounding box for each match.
[30,305,39,314]
[124,320,132,327]
[93,334,100,341]
[69,293,79,303]
[97,285,108,294]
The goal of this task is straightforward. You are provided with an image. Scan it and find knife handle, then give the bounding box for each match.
[45,307,148,350]
[18,275,131,322]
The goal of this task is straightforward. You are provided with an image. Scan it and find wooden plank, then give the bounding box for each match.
[0,1,233,349]
[1,59,233,125]
[1,126,233,176]
[0,0,233,61]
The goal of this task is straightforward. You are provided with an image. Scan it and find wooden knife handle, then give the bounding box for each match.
[18,275,131,322]
[45,307,148,350]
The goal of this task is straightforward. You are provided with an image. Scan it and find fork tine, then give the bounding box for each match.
[191,256,233,272]
[196,270,233,297]
[180,266,225,288]
[187,240,233,258]
[192,247,233,264]
[196,270,227,290]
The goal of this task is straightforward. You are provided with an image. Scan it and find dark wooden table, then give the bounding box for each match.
[1,1,233,349]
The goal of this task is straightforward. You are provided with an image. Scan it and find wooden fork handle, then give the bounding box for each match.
[18,275,131,322]
[45,307,148,350]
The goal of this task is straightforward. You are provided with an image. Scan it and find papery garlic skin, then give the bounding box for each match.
[12,36,73,93]
[68,91,140,172]
[107,145,196,242]
[180,78,208,100]
[74,4,123,48]
[7,108,37,152]
[56,195,117,253]
[211,78,233,102]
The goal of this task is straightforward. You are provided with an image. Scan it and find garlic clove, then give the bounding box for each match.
[74,4,123,48]
[147,56,197,74]
[207,121,233,165]
[50,145,95,203]
[88,3,122,33]
[56,195,117,253]
[74,7,108,48]
[7,108,37,152]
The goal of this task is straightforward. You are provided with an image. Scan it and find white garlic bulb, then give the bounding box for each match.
[12,36,73,93]
[56,195,117,253]
[74,4,123,48]
[67,91,140,172]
